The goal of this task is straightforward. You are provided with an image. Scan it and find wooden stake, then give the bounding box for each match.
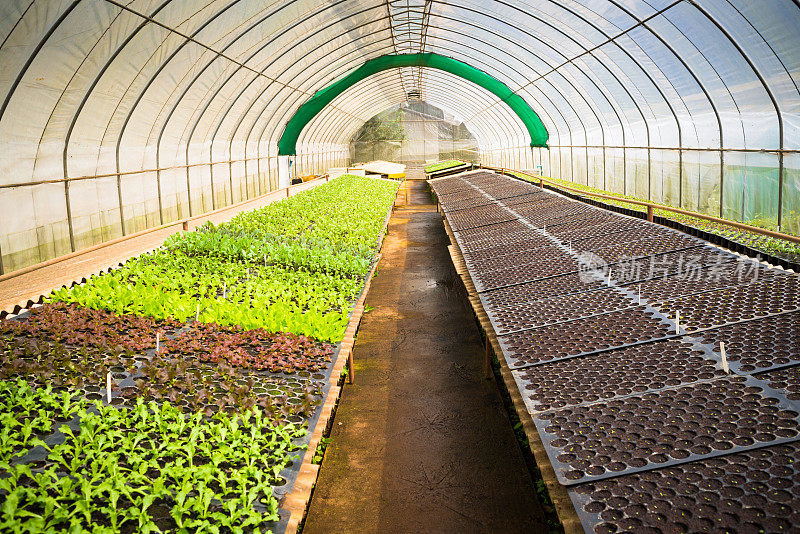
[106,372,112,403]
[484,338,492,380]
[347,349,354,384]
[720,341,729,374]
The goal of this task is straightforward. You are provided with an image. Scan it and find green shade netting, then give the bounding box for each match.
[278,53,549,155]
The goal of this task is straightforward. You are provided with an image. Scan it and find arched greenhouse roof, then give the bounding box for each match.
[0,0,799,270]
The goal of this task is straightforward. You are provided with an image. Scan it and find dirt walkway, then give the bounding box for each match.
[303,180,546,533]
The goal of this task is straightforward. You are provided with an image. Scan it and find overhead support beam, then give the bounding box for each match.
[277,53,549,155]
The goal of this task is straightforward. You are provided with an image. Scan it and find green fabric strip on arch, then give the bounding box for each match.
[277,53,549,155]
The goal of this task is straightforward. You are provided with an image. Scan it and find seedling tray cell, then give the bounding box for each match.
[534,375,800,486]
[446,207,518,232]
[691,311,800,374]
[568,442,800,534]
[486,287,637,335]
[472,255,580,292]
[479,272,607,310]
[652,273,800,333]
[497,308,676,369]
[429,178,472,196]
[511,339,727,413]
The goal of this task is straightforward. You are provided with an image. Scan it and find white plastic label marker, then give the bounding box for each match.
[222,281,226,297]
[637,286,642,305]
[195,303,200,321]
[156,332,160,353]
[675,310,680,334]
[720,341,729,374]
[106,372,112,403]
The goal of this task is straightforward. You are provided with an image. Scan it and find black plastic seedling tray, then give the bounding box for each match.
[510,338,728,414]
[533,375,800,486]
[567,442,800,534]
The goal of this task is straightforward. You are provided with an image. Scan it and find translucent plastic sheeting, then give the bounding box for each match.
[0,0,799,274]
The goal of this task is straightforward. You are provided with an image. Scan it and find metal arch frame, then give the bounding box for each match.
[0,0,83,252]
[304,55,530,148]
[300,35,544,149]
[687,0,785,226]
[420,2,634,189]
[285,24,593,173]
[175,3,390,211]
[2,0,799,272]
[425,7,625,186]
[110,0,367,218]
[302,70,516,152]
[142,0,378,212]
[60,1,173,238]
[330,71,520,145]
[191,1,389,203]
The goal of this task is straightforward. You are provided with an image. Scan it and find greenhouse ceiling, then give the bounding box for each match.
[0,0,799,272]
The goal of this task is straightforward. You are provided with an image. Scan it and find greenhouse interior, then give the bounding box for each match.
[1,0,800,532]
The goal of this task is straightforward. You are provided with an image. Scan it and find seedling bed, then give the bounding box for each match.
[478,183,540,200]
[533,375,800,485]
[523,210,622,234]
[514,205,597,227]
[440,196,497,212]
[485,287,638,335]
[652,274,800,333]
[582,232,702,265]
[428,178,472,196]
[693,311,800,374]
[568,442,800,534]
[554,219,654,244]
[453,229,551,253]
[511,338,726,414]
[445,206,518,232]
[497,308,676,369]
[478,272,607,309]
[471,255,580,292]
[493,191,550,207]
[0,379,306,533]
[467,244,574,274]
[453,219,529,239]
[627,260,774,305]
[460,236,556,263]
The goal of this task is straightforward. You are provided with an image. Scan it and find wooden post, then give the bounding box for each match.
[404,180,408,205]
[647,205,654,222]
[539,177,544,188]
[484,338,492,379]
[182,220,189,231]
[347,349,354,384]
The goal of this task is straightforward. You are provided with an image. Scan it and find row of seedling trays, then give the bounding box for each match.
[0,175,399,533]
[430,170,800,534]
